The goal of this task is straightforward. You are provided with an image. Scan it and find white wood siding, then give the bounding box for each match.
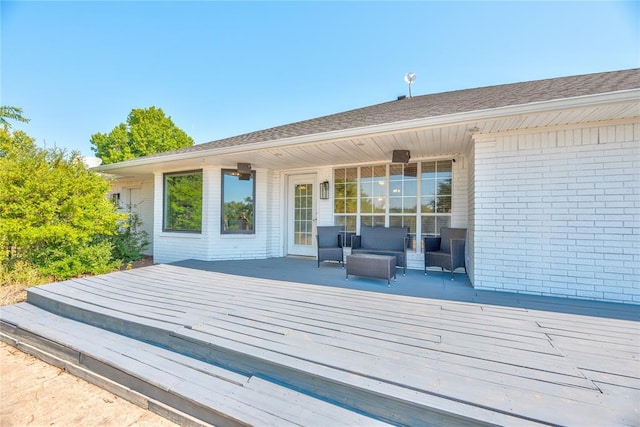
[153,170,209,263]
[473,123,640,304]
[266,169,283,257]
[316,166,335,227]
[149,161,470,269]
[153,167,283,264]
[109,178,154,255]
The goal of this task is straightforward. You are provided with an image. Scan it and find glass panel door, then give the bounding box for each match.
[287,174,316,256]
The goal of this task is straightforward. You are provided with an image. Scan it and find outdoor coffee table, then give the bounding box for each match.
[346,253,397,286]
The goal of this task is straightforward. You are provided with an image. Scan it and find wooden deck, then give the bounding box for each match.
[1,263,638,426]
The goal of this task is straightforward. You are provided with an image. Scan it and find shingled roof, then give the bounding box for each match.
[150,68,640,158]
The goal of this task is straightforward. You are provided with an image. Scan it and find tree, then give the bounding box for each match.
[223,197,254,231]
[1,107,125,283]
[0,106,29,128]
[90,107,194,164]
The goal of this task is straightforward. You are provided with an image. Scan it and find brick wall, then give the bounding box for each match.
[466,142,476,284]
[473,123,639,303]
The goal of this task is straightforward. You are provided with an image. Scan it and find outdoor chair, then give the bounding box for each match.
[351,226,408,275]
[316,226,344,268]
[424,227,467,280]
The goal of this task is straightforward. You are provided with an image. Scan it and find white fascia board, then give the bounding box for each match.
[97,89,640,172]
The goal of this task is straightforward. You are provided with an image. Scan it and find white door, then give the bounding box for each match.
[128,188,142,214]
[287,174,317,256]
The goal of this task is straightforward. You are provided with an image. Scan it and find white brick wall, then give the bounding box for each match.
[451,156,469,228]
[473,123,640,304]
[466,143,476,284]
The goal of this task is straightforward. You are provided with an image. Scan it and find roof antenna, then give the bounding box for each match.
[404,72,416,98]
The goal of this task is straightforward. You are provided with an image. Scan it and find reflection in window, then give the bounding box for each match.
[360,165,387,215]
[334,167,358,246]
[164,170,202,232]
[389,163,418,249]
[221,169,255,234]
[421,160,452,240]
[333,160,454,252]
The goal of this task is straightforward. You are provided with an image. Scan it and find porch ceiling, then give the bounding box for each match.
[100,97,639,177]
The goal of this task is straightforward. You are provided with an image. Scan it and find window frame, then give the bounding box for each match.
[220,169,256,235]
[162,169,203,233]
[332,160,454,252]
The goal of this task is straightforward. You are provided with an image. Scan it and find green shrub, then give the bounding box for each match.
[111,210,150,263]
[0,259,50,287]
[0,124,125,281]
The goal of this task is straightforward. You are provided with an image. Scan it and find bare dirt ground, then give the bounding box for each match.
[0,342,178,427]
[0,256,179,427]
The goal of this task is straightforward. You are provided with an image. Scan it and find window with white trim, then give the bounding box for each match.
[332,160,453,251]
[163,170,203,233]
[221,169,255,234]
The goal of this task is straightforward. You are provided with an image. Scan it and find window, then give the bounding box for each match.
[389,163,418,249]
[421,160,452,240]
[221,169,255,234]
[294,183,313,245]
[359,165,386,227]
[333,160,453,252]
[334,167,358,246]
[110,193,121,208]
[163,170,202,232]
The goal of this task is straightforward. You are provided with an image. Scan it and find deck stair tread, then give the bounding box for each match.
[0,303,390,427]
[36,271,576,347]
[14,296,538,426]
[27,280,581,380]
[2,264,638,426]
[30,270,630,378]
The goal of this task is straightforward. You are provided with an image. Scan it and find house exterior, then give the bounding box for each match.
[99,69,640,304]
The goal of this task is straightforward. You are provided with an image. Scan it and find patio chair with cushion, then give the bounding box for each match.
[316,226,344,268]
[424,227,467,280]
[351,226,408,275]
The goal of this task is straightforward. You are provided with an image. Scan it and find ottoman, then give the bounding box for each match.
[346,254,397,286]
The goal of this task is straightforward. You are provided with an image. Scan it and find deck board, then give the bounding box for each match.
[1,304,389,427]
[4,263,639,426]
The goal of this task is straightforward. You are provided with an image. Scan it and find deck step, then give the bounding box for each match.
[10,265,634,427]
[0,303,390,427]
[20,281,547,427]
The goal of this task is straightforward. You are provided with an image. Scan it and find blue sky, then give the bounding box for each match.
[2,1,638,157]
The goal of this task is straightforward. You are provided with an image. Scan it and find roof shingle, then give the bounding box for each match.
[151,69,640,158]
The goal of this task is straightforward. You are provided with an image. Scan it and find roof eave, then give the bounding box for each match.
[96,89,640,173]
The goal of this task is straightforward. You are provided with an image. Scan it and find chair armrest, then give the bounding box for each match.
[337,233,343,248]
[351,235,362,249]
[450,238,466,269]
[424,237,441,252]
[402,236,408,268]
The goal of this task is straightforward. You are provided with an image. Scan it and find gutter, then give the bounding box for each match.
[96,89,640,172]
